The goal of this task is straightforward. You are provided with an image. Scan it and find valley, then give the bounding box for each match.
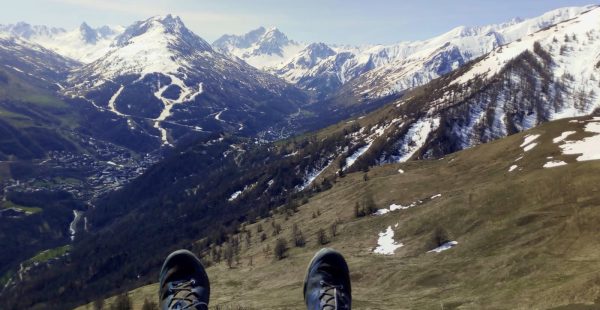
[77,116,600,309]
[0,3,599,309]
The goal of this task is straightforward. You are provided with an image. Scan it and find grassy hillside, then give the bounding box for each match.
[78,115,600,309]
[0,68,79,160]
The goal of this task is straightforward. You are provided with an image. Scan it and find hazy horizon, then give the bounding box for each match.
[0,0,596,45]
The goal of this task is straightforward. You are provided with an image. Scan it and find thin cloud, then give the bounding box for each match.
[46,0,264,40]
[47,0,255,23]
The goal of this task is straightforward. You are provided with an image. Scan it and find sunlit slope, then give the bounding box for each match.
[78,115,600,309]
[0,68,78,160]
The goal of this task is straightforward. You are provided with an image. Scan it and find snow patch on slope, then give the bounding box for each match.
[373,226,403,255]
[297,160,333,191]
[428,241,458,253]
[560,121,600,161]
[553,131,577,144]
[543,160,567,168]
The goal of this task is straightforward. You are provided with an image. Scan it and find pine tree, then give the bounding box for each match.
[110,293,131,310]
[93,298,104,310]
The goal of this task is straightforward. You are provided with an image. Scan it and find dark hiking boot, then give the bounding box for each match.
[159,249,210,310]
[303,248,352,310]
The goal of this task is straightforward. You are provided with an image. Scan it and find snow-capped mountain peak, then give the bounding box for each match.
[75,15,213,81]
[113,14,211,51]
[213,26,304,69]
[255,26,292,55]
[272,42,337,84]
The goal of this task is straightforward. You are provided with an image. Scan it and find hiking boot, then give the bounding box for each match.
[303,248,352,310]
[159,249,210,310]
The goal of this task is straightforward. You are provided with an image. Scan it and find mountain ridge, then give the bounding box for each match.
[65,14,308,146]
[2,6,600,309]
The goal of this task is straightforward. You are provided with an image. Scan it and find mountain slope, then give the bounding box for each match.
[304,4,600,174]
[0,38,82,159]
[66,15,308,146]
[79,115,600,309]
[4,6,600,309]
[0,35,78,84]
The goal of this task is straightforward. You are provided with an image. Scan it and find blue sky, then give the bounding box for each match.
[1,0,595,44]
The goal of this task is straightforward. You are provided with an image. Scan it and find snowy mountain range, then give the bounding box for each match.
[318,4,600,175]
[65,15,306,146]
[212,6,591,101]
[4,5,600,308]
[0,22,123,63]
[0,5,598,150]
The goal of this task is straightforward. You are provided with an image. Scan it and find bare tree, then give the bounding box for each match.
[330,219,341,238]
[272,222,282,236]
[274,238,288,260]
[317,228,329,245]
[245,230,252,247]
[292,223,306,247]
[224,242,234,268]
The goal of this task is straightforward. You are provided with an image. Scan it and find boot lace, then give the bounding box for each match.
[319,280,344,310]
[168,279,207,310]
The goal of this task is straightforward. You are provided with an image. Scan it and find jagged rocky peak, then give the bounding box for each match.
[78,22,119,44]
[290,42,336,68]
[79,22,98,44]
[214,26,294,56]
[212,26,304,69]
[214,26,271,47]
[212,26,268,49]
[254,26,291,55]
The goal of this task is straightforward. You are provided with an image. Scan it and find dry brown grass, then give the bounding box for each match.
[77,116,600,309]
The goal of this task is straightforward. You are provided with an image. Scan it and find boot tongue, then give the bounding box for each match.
[169,280,205,309]
[320,282,351,310]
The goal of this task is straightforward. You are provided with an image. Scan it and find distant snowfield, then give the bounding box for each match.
[391,117,440,163]
[228,190,242,201]
[343,143,372,171]
[69,210,83,241]
[297,160,333,191]
[373,226,403,255]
